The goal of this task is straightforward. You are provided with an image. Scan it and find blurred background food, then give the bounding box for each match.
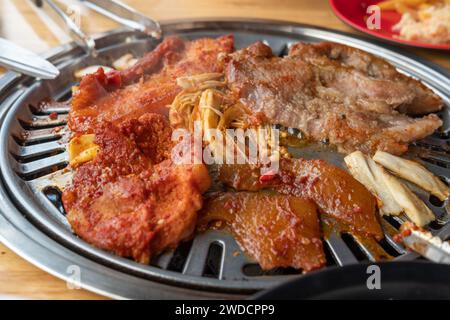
[379,0,450,44]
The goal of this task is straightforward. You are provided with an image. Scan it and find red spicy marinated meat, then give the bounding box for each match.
[62,114,211,263]
[69,35,234,134]
[218,158,383,240]
[199,192,326,271]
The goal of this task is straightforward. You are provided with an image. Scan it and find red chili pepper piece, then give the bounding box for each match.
[259,171,278,183]
[105,69,122,89]
[49,112,58,120]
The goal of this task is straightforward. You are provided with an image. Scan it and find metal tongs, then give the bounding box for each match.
[400,222,450,264]
[35,0,162,55]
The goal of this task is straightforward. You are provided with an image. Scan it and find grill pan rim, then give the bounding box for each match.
[0,18,449,299]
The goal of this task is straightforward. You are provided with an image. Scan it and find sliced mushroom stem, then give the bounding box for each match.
[374,151,450,201]
[344,151,402,215]
[345,151,436,227]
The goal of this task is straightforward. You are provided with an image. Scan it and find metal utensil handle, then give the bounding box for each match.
[80,0,162,39]
[0,38,60,79]
[42,0,96,55]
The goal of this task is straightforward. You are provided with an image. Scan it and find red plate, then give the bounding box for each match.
[330,0,450,50]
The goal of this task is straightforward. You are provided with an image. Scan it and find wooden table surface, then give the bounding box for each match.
[0,0,448,300]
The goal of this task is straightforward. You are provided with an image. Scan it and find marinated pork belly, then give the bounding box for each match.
[225,41,442,155]
[199,192,325,271]
[62,114,211,263]
[69,35,234,134]
[218,158,384,240]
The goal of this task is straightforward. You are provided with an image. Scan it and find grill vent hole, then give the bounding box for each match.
[323,241,338,266]
[19,119,67,130]
[12,134,62,146]
[43,186,66,215]
[377,238,400,257]
[28,104,59,116]
[341,233,368,261]
[242,264,300,277]
[428,220,445,231]
[383,215,401,229]
[34,100,71,114]
[12,149,65,164]
[167,240,192,272]
[429,195,444,207]
[202,242,223,278]
[415,142,448,153]
[57,91,73,102]
[421,157,450,169]
[18,163,68,181]
[278,44,290,57]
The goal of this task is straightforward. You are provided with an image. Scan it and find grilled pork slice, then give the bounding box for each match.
[62,114,211,263]
[218,158,384,240]
[69,35,234,134]
[226,41,442,155]
[199,192,325,271]
[289,42,443,116]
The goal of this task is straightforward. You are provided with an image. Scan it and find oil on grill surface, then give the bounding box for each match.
[5,33,450,287]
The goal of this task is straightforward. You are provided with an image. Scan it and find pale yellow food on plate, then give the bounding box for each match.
[378,0,450,44]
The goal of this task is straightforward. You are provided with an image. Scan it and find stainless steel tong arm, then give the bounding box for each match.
[35,0,161,55]
[42,0,97,55]
[79,0,162,39]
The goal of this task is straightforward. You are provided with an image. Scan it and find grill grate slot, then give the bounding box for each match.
[323,241,338,266]
[324,232,358,266]
[422,161,450,179]
[43,186,66,216]
[428,219,448,231]
[19,115,67,130]
[382,215,401,230]
[15,152,68,180]
[420,151,450,168]
[415,141,449,153]
[377,238,401,257]
[218,233,249,280]
[56,91,73,103]
[13,127,65,146]
[384,233,406,254]
[202,242,224,279]
[31,102,71,115]
[11,141,65,162]
[340,233,369,261]
[429,194,444,207]
[182,232,217,276]
[28,170,73,191]
[166,240,193,273]
[242,264,299,277]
